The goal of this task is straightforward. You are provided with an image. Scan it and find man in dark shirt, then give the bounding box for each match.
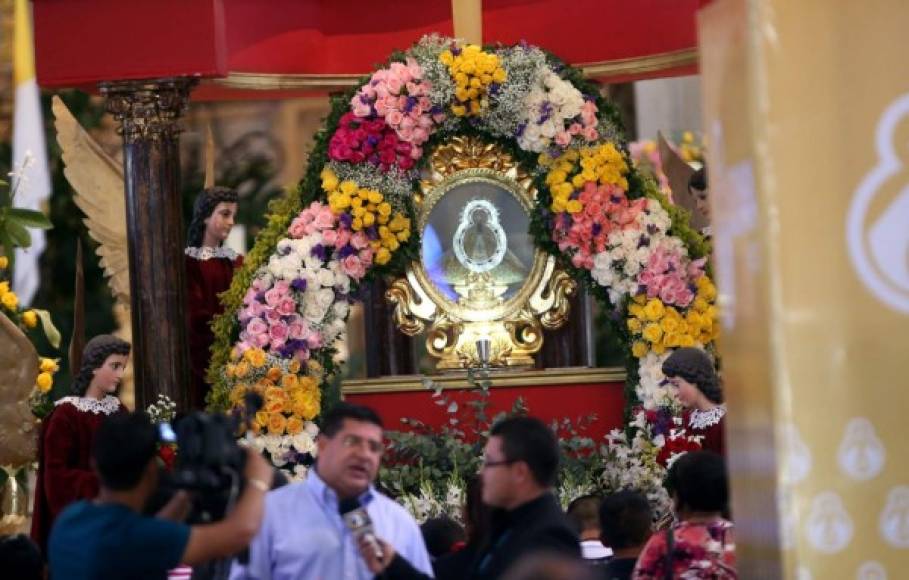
[49,411,273,580]
[361,416,580,579]
[598,491,652,580]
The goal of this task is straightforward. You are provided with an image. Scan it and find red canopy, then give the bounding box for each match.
[34,0,709,99]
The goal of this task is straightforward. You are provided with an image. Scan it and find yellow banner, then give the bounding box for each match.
[700,0,909,576]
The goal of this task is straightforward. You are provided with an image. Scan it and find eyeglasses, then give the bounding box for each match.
[480,457,515,470]
[340,434,384,454]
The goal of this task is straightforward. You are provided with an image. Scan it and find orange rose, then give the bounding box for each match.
[265,399,286,414]
[267,413,287,435]
[266,367,283,382]
[281,374,299,390]
[286,416,304,435]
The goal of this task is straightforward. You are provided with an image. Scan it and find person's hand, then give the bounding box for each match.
[244,447,274,489]
[357,536,395,574]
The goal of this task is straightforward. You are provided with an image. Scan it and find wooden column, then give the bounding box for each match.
[99,78,196,411]
[363,277,415,377]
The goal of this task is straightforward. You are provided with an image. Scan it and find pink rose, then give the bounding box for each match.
[342,255,367,280]
[322,229,338,246]
[351,231,370,250]
[568,123,582,136]
[554,131,572,147]
[288,320,309,340]
[264,287,284,307]
[386,77,404,95]
[582,126,599,141]
[277,298,296,317]
[405,58,422,80]
[288,220,307,238]
[255,333,270,347]
[397,126,414,142]
[375,99,389,116]
[351,101,372,118]
[306,333,324,349]
[247,317,268,336]
[335,229,352,248]
[386,110,404,127]
[412,127,429,144]
[269,322,289,342]
[314,208,335,230]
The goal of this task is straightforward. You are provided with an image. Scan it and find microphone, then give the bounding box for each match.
[339,498,384,560]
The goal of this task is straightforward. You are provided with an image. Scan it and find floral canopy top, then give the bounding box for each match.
[633,519,736,579]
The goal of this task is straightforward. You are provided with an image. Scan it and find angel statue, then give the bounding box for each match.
[53,96,241,410]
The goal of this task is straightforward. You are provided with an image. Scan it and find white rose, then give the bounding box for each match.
[333,301,350,319]
[317,267,336,288]
[316,288,335,310]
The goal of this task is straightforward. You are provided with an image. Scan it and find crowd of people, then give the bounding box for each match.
[4,389,735,579]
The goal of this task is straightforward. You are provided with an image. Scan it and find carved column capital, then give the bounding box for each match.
[99,77,197,144]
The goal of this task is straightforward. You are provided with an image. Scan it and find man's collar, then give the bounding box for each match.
[306,466,376,507]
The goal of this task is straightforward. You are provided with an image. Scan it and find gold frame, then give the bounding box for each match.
[343,366,626,394]
[387,135,577,370]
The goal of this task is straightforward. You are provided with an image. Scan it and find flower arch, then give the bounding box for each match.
[207,35,717,478]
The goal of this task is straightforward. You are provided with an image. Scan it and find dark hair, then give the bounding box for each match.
[186,186,239,247]
[93,412,159,491]
[661,347,723,404]
[0,534,43,580]
[72,334,131,396]
[420,516,466,559]
[689,166,707,193]
[566,494,601,534]
[664,451,729,514]
[320,402,384,438]
[490,416,560,488]
[599,490,653,549]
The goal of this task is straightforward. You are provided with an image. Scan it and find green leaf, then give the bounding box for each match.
[5,221,31,248]
[6,208,53,229]
[33,309,61,348]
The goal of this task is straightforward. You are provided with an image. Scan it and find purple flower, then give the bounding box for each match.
[291,278,307,292]
[339,213,353,228]
[311,244,327,261]
[450,45,462,56]
[637,235,651,249]
[592,223,602,236]
[365,225,378,240]
[430,105,443,116]
[338,244,356,259]
[515,121,528,138]
[404,96,418,113]
[489,83,501,96]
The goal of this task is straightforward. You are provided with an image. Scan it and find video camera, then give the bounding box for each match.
[157,393,263,523]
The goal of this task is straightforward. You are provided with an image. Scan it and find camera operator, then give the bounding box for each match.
[48,411,274,579]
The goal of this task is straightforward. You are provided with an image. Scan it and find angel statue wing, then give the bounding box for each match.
[658,131,708,232]
[52,95,130,305]
[0,312,39,466]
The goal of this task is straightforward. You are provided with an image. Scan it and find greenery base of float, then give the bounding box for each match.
[204,35,718,521]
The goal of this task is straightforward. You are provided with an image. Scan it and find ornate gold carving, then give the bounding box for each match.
[100,78,197,144]
[390,136,573,370]
[343,366,627,394]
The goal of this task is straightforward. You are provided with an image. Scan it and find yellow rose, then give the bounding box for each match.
[36,372,53,392]
[375,247,391,265]
[299,375,319,390]
[244,348,267,368]
[679,334,696,347]
[627,318,642,333]
[0,282,8,294]
[339,180,358,196]
[384,237,400,252]
[628,304,645,319]
[22,310,38,328]
[631,341,649,358]
[266,367,283,383]
[692,298,709,313]
[662,333,680,348]
[439,50,453,65]
[40,358,59,373]
[265,385,287,401]
[267,413,287,435]
[396,229,410,242]
[652,343,666,355]
[293,397,321,421]
[2,291,19,310]
[320,168,339,192]
[281,374,299,390]
[642,323,663,344]
[660,317,679,334]
[0,256,7,269]
[566,200,583,214]
[229,384,248,406]
[288,359,301,374]
[362,212,376,227]
[643,299,665,322]
[255,410,270,428]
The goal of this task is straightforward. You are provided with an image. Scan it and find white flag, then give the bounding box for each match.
[11,0,52,306]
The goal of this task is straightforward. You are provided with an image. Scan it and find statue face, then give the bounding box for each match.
[88,353,129,396]
[204,201,238,245]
